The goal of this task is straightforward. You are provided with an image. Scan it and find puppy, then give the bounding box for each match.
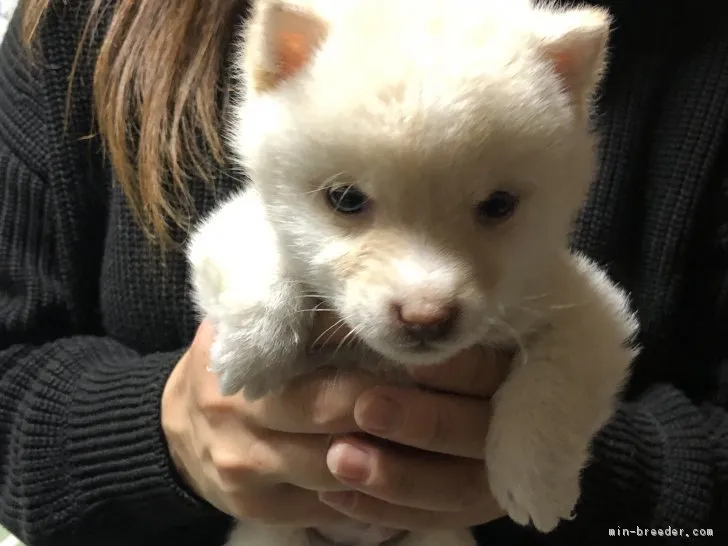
[187,1,638,545]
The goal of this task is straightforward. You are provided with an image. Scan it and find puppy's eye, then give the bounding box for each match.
[326,185,369,214]
[476,190,519,225]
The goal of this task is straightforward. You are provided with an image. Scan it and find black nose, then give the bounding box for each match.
[392,301,459,343]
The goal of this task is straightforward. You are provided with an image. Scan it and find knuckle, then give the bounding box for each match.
[420,403,449,450]
[385,462,417,501]
[210,445,249,478]
[454,475,484,510]
[301,381,351,430]
[345,492,381,520]
[212,438,278,489]
[196,385,230,415]
[245,437,278,477]
[445,464,488,512]
[307,395,339,429]
[193,374,236,416]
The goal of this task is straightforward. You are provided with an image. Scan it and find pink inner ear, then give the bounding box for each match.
[550,49,577,88]
[277,31,311,79]
[265,6,328,86]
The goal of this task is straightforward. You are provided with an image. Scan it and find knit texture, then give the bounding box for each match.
[1,1,727,545]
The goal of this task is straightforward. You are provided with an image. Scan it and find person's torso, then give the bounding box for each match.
[44,1,728,544]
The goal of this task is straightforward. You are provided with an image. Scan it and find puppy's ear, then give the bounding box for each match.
[243,0,329,93]
[532,7,611,110]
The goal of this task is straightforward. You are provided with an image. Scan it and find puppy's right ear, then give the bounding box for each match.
[243,0,329,93]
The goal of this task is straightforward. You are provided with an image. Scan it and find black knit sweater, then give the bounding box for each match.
[0,1,726,545]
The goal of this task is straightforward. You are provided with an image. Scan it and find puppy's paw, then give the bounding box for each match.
[485,408,586,533]
[210,313,308,400]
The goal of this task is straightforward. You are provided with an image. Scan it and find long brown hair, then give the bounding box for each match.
[21,0,243,243]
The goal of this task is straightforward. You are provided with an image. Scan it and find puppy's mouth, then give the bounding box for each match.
[408,341,442,353]
[381,338,462,365]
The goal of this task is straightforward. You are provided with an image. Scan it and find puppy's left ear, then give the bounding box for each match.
[532,7,611,110]
[243,0,329,93]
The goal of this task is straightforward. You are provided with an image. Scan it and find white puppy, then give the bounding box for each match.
[187,1,638,545]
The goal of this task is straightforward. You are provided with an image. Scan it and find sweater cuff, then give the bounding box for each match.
[55,338,225,531]
[559,384,714,538]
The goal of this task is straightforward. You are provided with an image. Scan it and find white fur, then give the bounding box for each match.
[187,1,637,545]
[226,522,476,546]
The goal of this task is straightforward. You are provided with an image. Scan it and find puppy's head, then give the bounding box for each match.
[230,0,611,364]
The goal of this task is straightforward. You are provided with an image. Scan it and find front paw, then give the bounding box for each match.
[210,318,307,400]
[485,414,586,533]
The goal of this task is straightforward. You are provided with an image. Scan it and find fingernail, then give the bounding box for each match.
[319,491,356,509]
[327,443,372,483]
[357,393,402,434]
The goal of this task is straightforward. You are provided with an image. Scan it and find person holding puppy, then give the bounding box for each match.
[1,1,726,545]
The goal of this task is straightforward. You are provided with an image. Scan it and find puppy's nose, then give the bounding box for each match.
[392,300,459,342]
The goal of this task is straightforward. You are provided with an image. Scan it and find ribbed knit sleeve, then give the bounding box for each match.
[0,9,228,546]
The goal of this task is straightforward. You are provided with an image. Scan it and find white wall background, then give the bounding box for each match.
[1,0,18,42]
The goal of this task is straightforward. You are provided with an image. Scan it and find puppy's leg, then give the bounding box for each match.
[486,256,637,532]
[188,186,313,399]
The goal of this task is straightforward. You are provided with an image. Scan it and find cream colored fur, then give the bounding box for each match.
[187,1,638,545]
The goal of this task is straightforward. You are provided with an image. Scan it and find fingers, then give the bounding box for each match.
[244,343,507,440]
[205,430,353,526]
[326,436,485,512]
[407,345,511,398]
[242,369,380,434]
[194,318,372,435]
[354,385,491,459]
[320,435,505,530]
[254,431,351,492]
[205,420,351,492]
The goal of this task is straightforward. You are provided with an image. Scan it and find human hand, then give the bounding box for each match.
[161,317,380,526]
[319,347,512,531]
[162,314,510,531]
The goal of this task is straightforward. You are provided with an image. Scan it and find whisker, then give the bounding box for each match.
[292,294,327,301]
[514,300,589,318]
[310,318,345,347]
[312,317,350,349]
[486,315,529,368]
[547,301,589,310]
[320,320,349,348]
[345,329,362,352]
[521,292,552,302]
[333,328,358,357]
